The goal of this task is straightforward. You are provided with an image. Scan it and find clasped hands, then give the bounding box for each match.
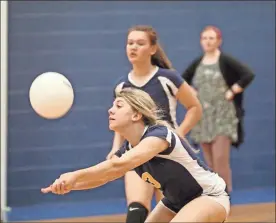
[41,171,77,195]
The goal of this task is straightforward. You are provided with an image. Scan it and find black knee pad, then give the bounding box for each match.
[126,202,149,223]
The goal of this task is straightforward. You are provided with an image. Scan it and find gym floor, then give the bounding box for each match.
[37,203,275,223]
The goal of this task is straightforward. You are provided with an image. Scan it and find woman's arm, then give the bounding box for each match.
[74,137,169,184]
[225,54,255,93]
[41,137,169,194]
[176,82,203,137]
[72,179,107,190]
[71,155,124,190]
[106,132,125,159]
[41,156,124,194]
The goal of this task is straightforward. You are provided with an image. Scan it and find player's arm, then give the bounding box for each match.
[41,155,123,194]
[72,179,107,190]
[106,132,125,159]
[72,156,121,190]
[176,82,202,137]
[113,132,125,150]
[73,137,168,186]
[165,71,202,137]
[41,137,168,194]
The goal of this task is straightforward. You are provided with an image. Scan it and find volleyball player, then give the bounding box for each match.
[41,88,230,223]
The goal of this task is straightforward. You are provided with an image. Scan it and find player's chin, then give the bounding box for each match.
[108,122,117,131]
[127,57,139,64]
[109,120,125,132]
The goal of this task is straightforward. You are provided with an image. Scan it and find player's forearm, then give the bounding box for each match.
[74,159,126,184]
[72,179,108,190]
[112,132,125,151]
[178,105,202,137]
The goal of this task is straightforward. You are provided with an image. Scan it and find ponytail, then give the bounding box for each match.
[151,43,173,69]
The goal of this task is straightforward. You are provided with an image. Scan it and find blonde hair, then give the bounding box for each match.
[116,88,172,129]
[116,88,200,154]
[127,25,173,69]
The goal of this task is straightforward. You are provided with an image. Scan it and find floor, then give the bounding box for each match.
[37,202,275,223]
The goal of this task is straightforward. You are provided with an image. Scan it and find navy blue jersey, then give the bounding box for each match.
[113,67,184,128]
[115,125,227,210]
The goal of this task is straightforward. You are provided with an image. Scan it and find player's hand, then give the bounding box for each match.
[41,179,70,195]
[41,172,77,195]
[225,90,234,101]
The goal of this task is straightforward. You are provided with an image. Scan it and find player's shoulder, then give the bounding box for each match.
[156,68,181,78]
[155,67,185,90]
[156,68,185,87]
[148,124,168,132]
[114,75,128,86]
[113,75,130,94]
[143,124,169,139]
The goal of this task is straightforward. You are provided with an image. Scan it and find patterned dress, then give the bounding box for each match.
[190,62,238,143]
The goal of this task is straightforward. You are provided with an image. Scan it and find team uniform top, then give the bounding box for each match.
[114,66,184,128]
[115,125,227,213]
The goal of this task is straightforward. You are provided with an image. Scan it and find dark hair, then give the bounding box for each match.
[127,25,173,69]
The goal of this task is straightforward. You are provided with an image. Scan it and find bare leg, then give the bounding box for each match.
[145,201,176,223]
[211,136,232,193]
[170,196,228,222]
[154,189,164,204]
[125,170,155,210]
[201,143,213,169]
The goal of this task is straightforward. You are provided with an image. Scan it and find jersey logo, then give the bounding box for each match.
[142,172,161,189]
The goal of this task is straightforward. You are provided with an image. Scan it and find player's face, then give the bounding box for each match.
[108,97,141,131]
[126,31,156,64]
[200,30,221,53]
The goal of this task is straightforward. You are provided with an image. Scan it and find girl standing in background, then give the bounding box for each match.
[182,25,255,194]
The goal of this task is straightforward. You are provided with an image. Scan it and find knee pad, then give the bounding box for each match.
[126,202,149,223]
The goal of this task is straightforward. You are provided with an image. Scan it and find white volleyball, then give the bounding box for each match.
[29,72,74,119]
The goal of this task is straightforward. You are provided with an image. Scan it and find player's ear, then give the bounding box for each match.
[132,111,143,122]
[150,44,157,56]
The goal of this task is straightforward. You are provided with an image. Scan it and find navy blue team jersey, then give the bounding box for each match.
[115,125,227,213]
[113,67,184,128]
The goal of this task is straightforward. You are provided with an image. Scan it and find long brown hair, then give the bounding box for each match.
[127,25,173,69]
